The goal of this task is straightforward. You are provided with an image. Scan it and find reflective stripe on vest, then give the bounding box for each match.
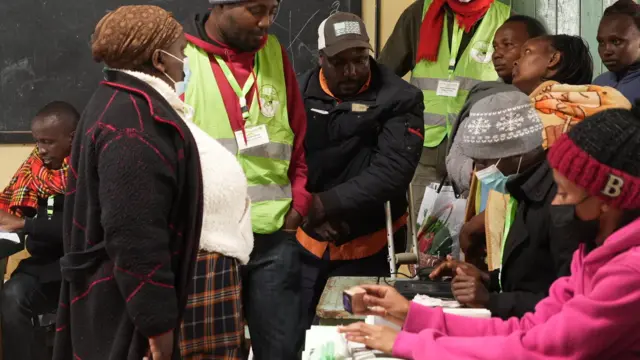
[185,35,294,234]
[411,0,510,148]
[296,214,408,261]
[215,138,292,162]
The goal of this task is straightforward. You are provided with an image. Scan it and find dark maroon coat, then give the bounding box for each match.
[53,70,202,360]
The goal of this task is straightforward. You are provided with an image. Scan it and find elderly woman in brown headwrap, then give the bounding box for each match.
[53,5,203,360]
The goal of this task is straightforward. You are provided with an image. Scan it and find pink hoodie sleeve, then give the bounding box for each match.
[393,263,640,359]
[281,46,311,217]
[401,274,573,337]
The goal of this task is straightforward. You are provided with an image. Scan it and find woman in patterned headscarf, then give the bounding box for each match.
[53,6,203,360]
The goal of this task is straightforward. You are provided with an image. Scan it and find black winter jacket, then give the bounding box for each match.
[13,194,65,283]
[298,60,424,242]
[486,160,592,319]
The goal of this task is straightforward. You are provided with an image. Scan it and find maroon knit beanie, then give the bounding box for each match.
[548,107,640,210]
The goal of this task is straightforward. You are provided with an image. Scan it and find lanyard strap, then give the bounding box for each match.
[448,18,465,79]
[498,196,518,291]
[214,55,256,119]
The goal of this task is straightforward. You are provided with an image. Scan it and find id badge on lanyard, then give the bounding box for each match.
[47,196,54,220]
[436,20,463,98]
[214,55,270,149]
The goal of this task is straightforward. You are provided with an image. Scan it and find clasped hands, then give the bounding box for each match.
[304,194,349,242]
[429,255,491,308]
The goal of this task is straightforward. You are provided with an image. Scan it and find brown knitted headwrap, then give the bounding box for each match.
[91,5,183,69]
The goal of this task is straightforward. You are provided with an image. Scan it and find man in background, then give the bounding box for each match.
[0,101,78,360]
[182,0,310,358]
[378,0,511,209]
[298,12,424,330]
[446,15,548,192]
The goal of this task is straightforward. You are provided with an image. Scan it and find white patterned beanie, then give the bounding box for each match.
[458,91,543,160]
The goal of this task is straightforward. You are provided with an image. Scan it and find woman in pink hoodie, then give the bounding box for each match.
[339,106,640,359]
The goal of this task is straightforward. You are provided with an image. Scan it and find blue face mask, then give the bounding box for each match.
[479,181,491,211]
[475,157,522,194]
[476,165,511,194]
[160,50,189,96]
[182,57,191,92]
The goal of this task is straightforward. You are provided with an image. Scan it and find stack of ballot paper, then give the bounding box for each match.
[413,294,492,318]
[302,325,401,360]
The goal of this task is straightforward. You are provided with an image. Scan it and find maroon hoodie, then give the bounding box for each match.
[184,12,311,217]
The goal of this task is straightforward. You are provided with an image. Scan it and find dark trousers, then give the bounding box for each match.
[299,228,407,330]
[1,273,60,360]
[242,230,302,360]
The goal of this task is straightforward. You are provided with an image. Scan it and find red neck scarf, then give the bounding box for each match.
[0,148,68,217]
[416,0,495,63]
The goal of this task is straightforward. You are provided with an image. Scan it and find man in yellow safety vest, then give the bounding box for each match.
[379,0,510,208]
[182,0,311,358]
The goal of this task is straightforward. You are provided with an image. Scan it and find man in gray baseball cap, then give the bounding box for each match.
[297,12,424,332]
[316,12,373,98]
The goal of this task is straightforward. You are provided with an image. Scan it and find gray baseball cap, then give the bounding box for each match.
[318,12,372,57]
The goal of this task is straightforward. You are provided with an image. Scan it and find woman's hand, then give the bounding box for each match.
[359,284,410,326]
[338,322,399,355]
[146,330,174,360]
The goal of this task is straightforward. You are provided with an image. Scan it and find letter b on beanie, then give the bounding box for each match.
[602,174,625,198]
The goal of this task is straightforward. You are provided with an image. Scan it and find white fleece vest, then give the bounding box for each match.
[120,70,254,264]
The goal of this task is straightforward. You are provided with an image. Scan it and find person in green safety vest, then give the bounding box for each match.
[379,0,511,212]
[182,0,311,359]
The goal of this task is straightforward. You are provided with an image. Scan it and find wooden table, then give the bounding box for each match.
[315,276,400,326]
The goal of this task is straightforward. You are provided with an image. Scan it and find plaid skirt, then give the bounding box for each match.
[180,251,244,359]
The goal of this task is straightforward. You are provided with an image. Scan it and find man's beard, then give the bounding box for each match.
[222,28,264,53]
